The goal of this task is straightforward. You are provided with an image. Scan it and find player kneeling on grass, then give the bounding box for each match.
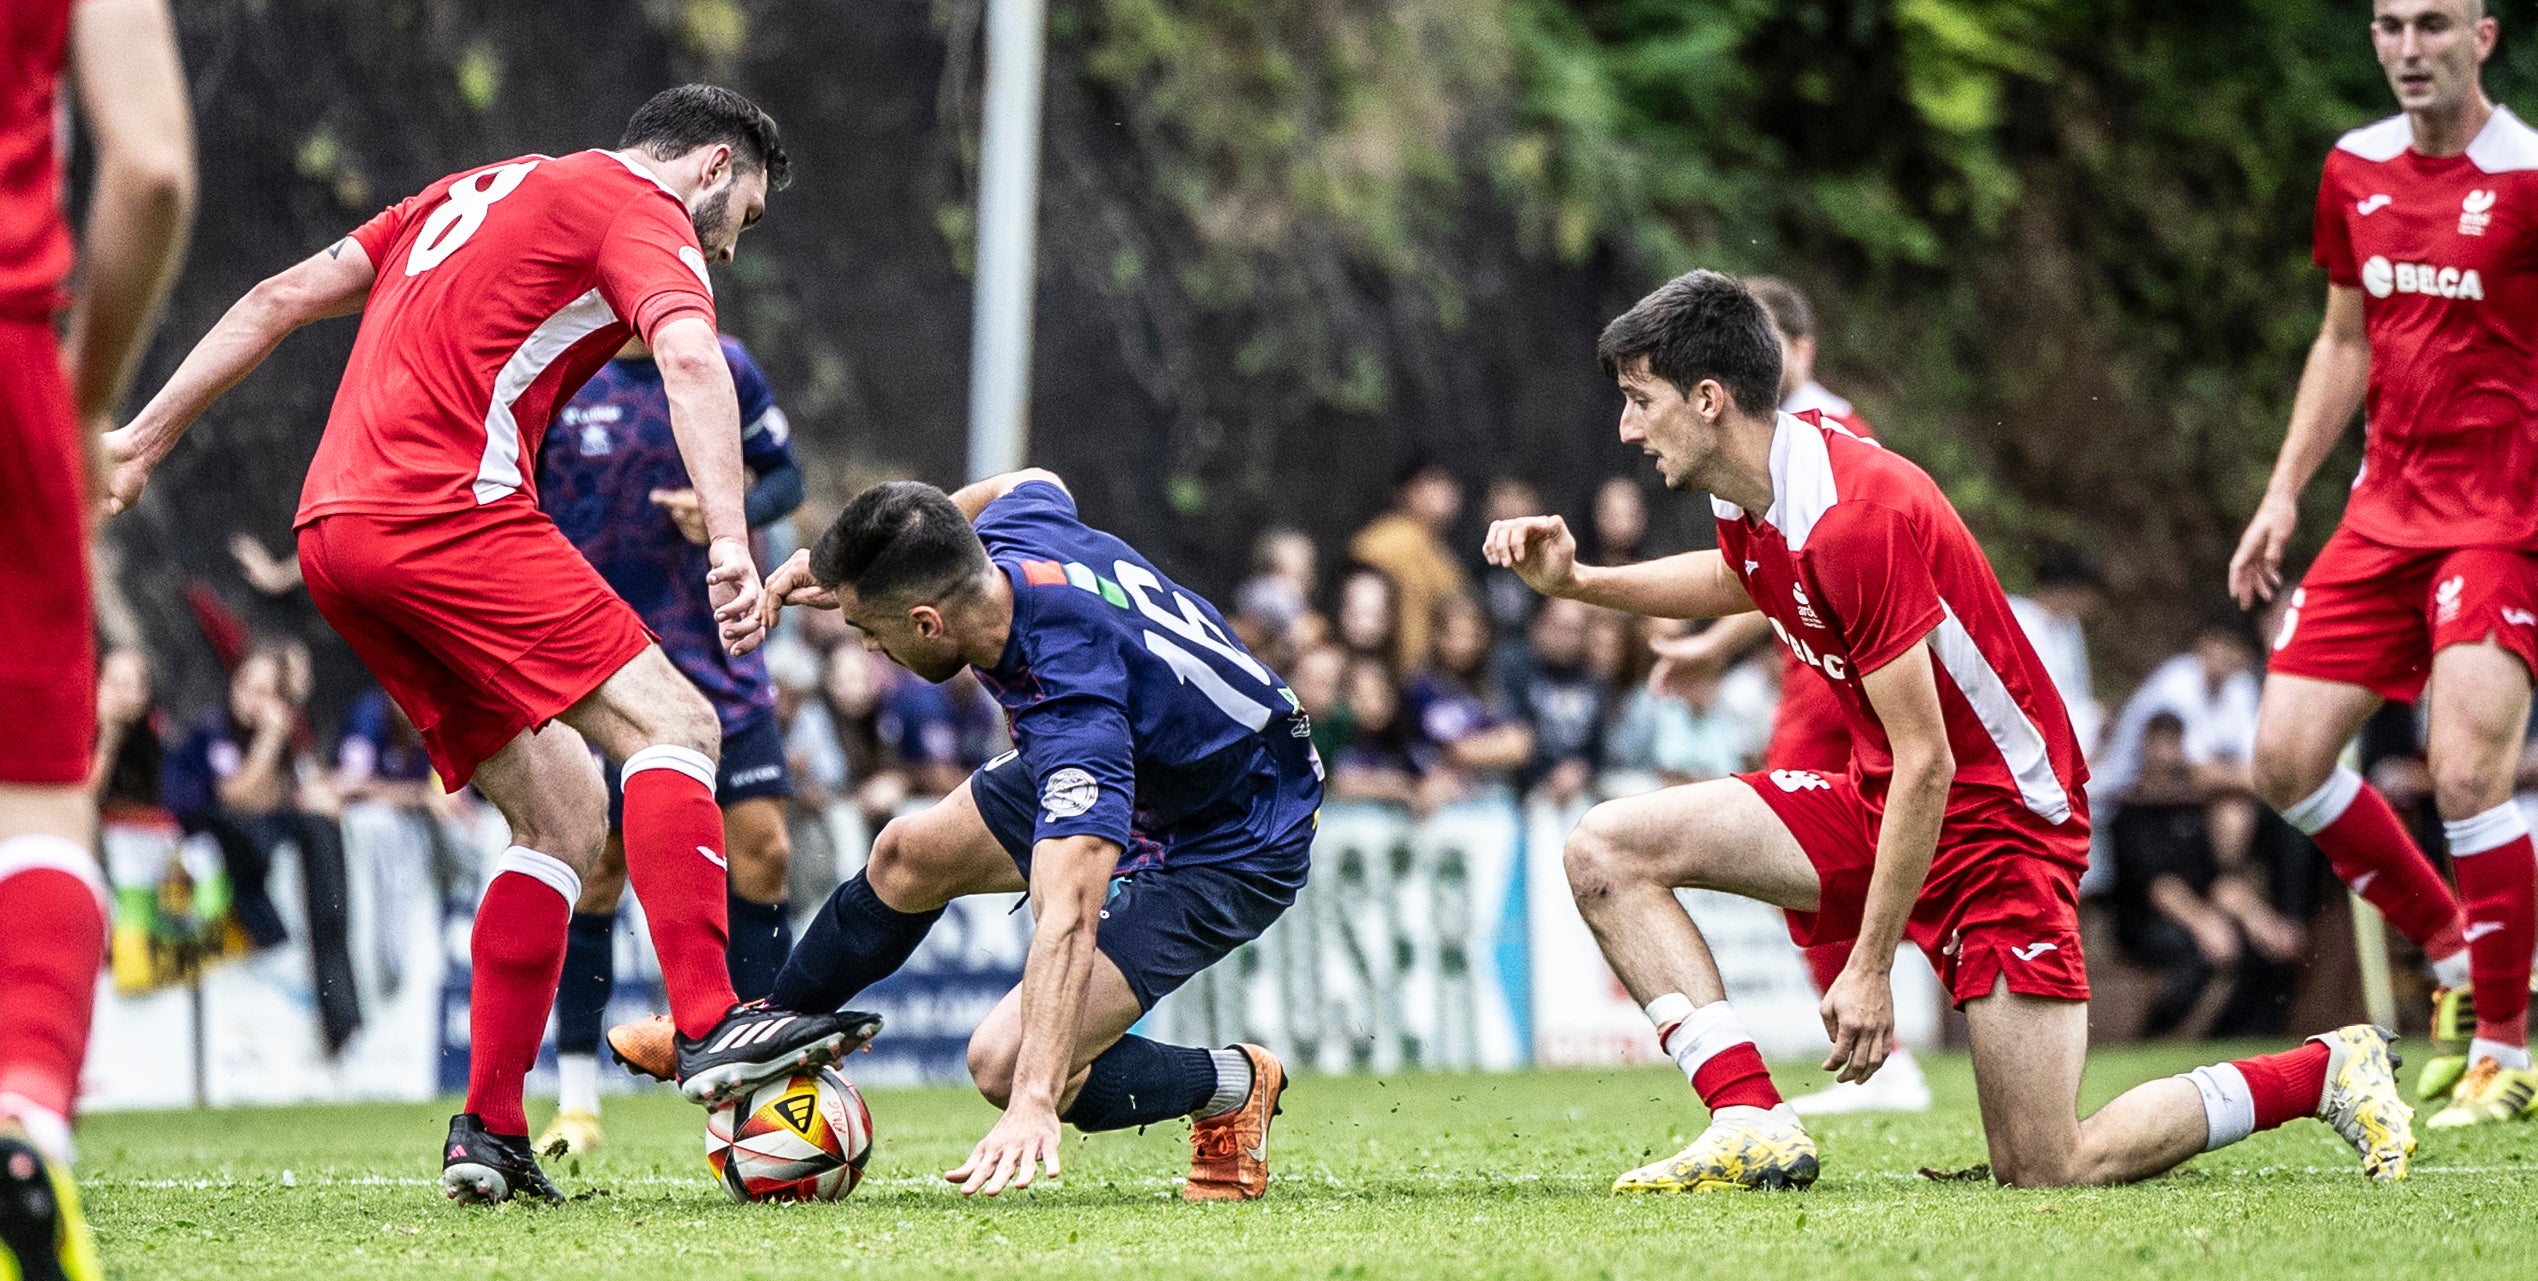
[1486,270,2415,1192]
[612,469,1316,1200]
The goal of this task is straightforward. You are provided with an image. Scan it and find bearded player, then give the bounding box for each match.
[614,470,1314,1201]
[1643,277,1928,1116]
[2,0,192,1273]
[2229,0,2538,1128]
[1491,270,2412,1192]
[100,86,876,1204]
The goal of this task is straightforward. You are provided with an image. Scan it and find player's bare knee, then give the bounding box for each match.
[2432,756,2511,819]
[967,1030,1018,1108]
[2248,742,2329,814]
[1563,808,1641,903]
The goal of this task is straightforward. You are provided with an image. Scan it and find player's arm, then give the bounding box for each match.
[101,241,377,515]
[2228,284,2367,605]
[948,831,1122,1196]
[949,468,1069,521]
[1482,514,1752,619]
[1823,638,1952,1084]
[60,0,195,428]
[650,316,766,655]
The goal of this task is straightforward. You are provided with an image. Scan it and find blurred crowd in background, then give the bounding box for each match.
[89,454,2538,1055]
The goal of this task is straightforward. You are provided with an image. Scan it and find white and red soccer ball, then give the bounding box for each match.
[705,1067,873,1202]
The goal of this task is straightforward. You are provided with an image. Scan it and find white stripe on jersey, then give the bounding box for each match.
[475,288,617,504]
[1928,602,2073,825]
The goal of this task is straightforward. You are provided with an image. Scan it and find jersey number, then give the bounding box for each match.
[1113,560,1285,731]
[405,161,540,276]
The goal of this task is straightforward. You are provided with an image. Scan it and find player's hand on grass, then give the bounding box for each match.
[1483,515,1581,598]
[757,548,839,631]
[649,487,710,546]
[1820,961,1894,1084]
[2227,493,2298,607]
[708,537,767,657]
[99,424,155,517]
[946,1103,1062,1196]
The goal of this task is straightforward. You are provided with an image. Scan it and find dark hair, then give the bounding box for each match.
[809,481,990,605]
[1745,276,1816,341]
[622,84,791,191]
[1391,454,1454,493]
[1595,270,1783,416]
[2031,545,2106,592]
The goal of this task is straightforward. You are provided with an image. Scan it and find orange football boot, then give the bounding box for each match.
[606,1014,678,1081]
[1185,1043,1285,1202]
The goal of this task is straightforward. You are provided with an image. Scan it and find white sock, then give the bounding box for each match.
[0,1093,73,1166]
[2432,950,2474,991]
[1197,1047,1255,1119]
[557,1054,601,1116]
[2281,767,2362,835]
[1645,995,1753,1087]
[2177,1063,2257,1152]
[2468,1037,2533,1072]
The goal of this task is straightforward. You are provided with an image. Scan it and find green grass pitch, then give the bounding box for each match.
[77,1044,2538,1279]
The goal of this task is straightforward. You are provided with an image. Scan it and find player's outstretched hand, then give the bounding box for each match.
[707,537,767,657]
[2227,493,2297,607]
[945,1104,1062,1197]
[1482,514,1581,598]
[99,425,155,517]
[756,548,840,634]
[1819,962,1894,1085]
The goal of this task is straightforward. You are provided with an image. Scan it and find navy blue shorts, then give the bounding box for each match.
[969,752,1308,1011]
[606,712,794,828]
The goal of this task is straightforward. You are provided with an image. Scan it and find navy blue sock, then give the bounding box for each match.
[769,872,941,1013]
[554,910,617,1056]
[725,892,793,1001]
[1060,1036,1219,1132]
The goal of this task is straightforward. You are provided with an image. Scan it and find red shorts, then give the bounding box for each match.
[298,504,651,788]
[1763,654,1851,774]
[1739,767,2090,1007]
[0,320,95,785]
[2269,525,2538,702]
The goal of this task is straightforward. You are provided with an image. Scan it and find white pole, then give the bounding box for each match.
[966,0,1047,482]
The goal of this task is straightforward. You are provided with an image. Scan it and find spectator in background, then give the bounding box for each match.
[822,642,916,825]
[1609,620,1772,784]
[161,639,360,1054]
[1584,476,1649,567]
[1350,458,1468,673]
[2009,548,2108,759]
[1329,656,1424,808]
[1405,593,1533,799]
[1333,566,1400,671]
[875,666,1009,800]
[2096,619,2263,808]
[1235,527,1323,668]
[2110,713,2305,1038]
[1478,476,1545,641]
[1287,644,1352,767]
[1502,596,1606,804]
[94,649,211,994]
[333,688,443,999]
[1749,275,1875,437]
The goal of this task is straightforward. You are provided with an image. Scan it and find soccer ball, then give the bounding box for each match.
[704,1066,874,1202]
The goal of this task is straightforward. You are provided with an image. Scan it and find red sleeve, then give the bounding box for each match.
[1808,502,1943,677]
[2313,157,2358,287]
[595,197,717,342]
[345,191,426,271]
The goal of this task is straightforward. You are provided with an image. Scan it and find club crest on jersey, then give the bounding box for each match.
[2436,574,2465,624]
[2361,255,2484,300]
[1041,767,1099,819]
[1791,584,1826,630]
[2461,188,2497,236]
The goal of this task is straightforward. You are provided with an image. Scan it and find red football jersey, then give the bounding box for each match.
[0,0,72,319]
[297,150,718,526]
[1763,384,1875,774]
[1715,411,2089,864]
[2312,106,2538,551]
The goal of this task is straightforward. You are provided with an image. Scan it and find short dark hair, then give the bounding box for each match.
[1596,270,1783,417]
[1745,276,1816,341]
[809,481,990,605]
[621,84,791,191]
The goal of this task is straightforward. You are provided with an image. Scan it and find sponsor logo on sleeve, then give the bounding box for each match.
[678,244,716,293]
[1041,767,1099,819]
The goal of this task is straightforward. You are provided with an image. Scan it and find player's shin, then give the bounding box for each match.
[0,839,108,1163]
[1647,993,1783,1114]
[619,747,738,1038]
[768,871,941,1014]
[551,910,617,1120]
[725,890,792,1002]
[2285,767,2470,971]
[2444,804,2535,1066]
[1058,1036,1223,1132]
[464,848,578,1136]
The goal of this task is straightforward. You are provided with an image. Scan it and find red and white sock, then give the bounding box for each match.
[621,746,738,1039]
[0,836,108,1164]
[2178,1040,2331,1151]
[1646,993,1783,1114]
[2284,767,2469,967]
[464,846,578,1137]
[2446,803,2536,1065]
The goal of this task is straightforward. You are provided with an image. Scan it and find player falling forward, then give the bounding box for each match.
[100,86,876,1205]
[0,1,192,1277]
[534,332,808,1156]
[2228,0,2538,1127]
[612,470,1317,1201]
[1646,276,1929,1117]
[1489,271,2412,1191]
